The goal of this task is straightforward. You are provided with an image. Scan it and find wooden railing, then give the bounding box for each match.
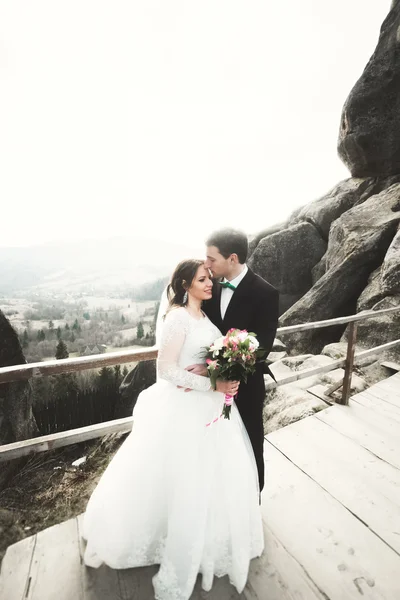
[1,306,400,462]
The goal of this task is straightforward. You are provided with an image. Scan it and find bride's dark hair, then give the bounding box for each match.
[166,259,204,312]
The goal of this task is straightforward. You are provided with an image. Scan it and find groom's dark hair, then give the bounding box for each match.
[206,228,248,264]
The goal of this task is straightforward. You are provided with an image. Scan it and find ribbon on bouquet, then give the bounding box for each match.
[205,394,234,427]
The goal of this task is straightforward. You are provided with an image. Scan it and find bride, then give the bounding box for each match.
[82,259,264,600]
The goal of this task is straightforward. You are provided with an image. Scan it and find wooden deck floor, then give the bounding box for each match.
[1,374,400,600]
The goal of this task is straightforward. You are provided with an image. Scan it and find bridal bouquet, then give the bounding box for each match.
[205,329,267,420]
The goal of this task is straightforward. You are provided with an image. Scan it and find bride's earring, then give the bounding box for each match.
[183,291,188,304]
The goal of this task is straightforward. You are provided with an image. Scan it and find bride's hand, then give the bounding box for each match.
[216,380,240,396]
[185,363,208,376]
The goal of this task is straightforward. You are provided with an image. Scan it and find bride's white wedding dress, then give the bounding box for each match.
[83,307,264,600]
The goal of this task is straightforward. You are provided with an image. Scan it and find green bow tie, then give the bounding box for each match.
[219,281,236,291]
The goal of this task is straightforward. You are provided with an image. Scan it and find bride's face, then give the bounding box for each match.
[188,265,213,301]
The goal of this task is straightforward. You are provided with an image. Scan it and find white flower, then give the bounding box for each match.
[212,336,225,350]
[248,335,259,349]
[237,331,248,342]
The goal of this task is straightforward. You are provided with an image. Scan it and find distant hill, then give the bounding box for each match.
[0,237,201,294]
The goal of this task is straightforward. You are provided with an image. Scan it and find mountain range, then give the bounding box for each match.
[0,236,200,294]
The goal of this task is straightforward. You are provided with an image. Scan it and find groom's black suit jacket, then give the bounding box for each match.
[203,267,279,492]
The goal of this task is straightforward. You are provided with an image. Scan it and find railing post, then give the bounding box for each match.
[340,321,357,405]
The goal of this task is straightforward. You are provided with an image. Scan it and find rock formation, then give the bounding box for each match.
[251,1,400,358]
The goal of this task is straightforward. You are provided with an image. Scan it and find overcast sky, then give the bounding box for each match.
[0,1,391,250]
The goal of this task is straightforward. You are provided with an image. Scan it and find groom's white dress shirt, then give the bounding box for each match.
[220,264,248,320]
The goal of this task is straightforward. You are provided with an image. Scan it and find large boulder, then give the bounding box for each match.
[311,255,326,285]
[249,222,326,314]
[248,222,286,258]
[289,177,379,240]
[357,267,386,311]
[381,226,400,293]
[280,184,400,353]
[342,296,400,359]
[338,2,400,177]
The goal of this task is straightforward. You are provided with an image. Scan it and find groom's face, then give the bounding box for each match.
[205,245,231,279]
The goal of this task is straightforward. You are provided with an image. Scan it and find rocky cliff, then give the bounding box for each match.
[250,0,400,357]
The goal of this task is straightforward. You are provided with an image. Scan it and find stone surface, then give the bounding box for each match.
[249,222,326,298]
[272,338,287,352]
[268,351,288,363]
[279,184,400,353]
[289,177,379,239]
[311,255,326,285]
[247,221,286,258]
[321,341,377,368]
[342,296,400,357]
[381,226,400,294]
[357,267,386,311]
[263,387,326,434]
[321,342,349,360]
[281,354,314,370]
[338,2,400,177]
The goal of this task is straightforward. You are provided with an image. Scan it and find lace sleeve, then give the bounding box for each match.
[157,308,212,392]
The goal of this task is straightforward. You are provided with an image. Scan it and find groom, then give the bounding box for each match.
[189,228,279,492]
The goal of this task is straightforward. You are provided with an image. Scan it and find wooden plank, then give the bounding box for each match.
[242,523,326,600]
[277,306,400,335]
[0,309,399,386]
[354,339,400,362]
[363,385,400,409]
[77,514,123,600]
[377,371,400,384]
[264,357,346,391]
[267,416,400,554]
[366,377,400,397]
[381,361,400,373]
[352,392,400,422]
[262,441,400,599]
[192,521,327,599]
[26,517,83,600]
[0,305,394,385]
[340,322,357,405]
[0,534,36,600]
[0,417,133,462]
[315,403,400,469]
[371,375,400,401]
[0,348,157,384]
[306,384,334,405]
[78,516,325,599]
[116,567,158,600]
[325,378,344,396]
